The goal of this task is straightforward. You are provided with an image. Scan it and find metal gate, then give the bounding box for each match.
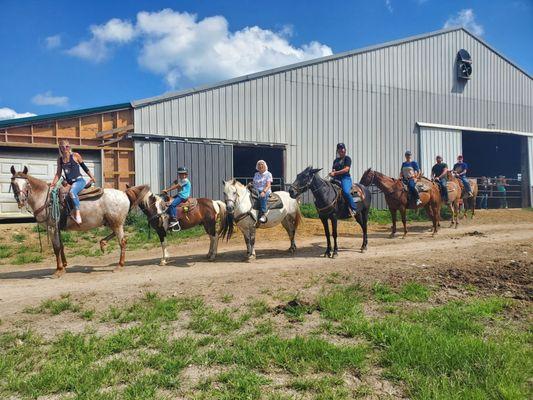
[164,140,233,200]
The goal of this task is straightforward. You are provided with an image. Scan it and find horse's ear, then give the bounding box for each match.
[22,166,28,175]
[222,180,226,185]
[311,168,323,174]
[125,183,131,189]
[232,179,236,185]
[10,165,16,175]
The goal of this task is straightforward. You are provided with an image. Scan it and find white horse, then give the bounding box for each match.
[221,179,302,260]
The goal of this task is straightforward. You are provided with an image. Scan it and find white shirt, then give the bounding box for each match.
[253,171,273,193]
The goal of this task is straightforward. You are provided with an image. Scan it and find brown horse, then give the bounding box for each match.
[10,166,149,277]
[359,168,442,237]
[136,189,226,265]
[440,172,463,228]
[460,178,478,219]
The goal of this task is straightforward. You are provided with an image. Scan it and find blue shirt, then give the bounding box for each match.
[401,161,419,179]
[453,162,468,174]
[173,178,191,199]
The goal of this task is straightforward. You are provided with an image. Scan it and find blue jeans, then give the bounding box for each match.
[339,175,357,210]
[459,175,472,194]
[438,177,448,202]
[479,193,488,209]
[406,178,419,201]
[70,177,86,210]
[259,192,270,214]
[168,197,185,219]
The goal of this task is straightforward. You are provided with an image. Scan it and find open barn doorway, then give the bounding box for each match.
[233,145,285,191]
[462,131,528,208]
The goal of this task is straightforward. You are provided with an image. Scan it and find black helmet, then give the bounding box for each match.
[177,166,188,174]
[336,143,346,150]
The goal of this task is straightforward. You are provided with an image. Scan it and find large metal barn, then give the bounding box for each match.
[131,27,533,207]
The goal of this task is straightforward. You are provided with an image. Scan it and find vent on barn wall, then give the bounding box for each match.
[456,49,472,80]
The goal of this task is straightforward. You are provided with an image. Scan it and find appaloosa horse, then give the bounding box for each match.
[10,166,149,277]
[136,189,226,265]
[289,167,372,256]
[221,179,302,260]
[360,168,442,237]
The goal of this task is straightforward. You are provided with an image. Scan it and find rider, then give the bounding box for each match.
[162,166,191,229]
[400,150,422,206]
[431,155,449,203]
[329,142,357,214]
[50,139,96,224]
[452,155,473,197]
[253,160,273,224]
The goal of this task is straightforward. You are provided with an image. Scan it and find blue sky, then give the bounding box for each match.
[0,0,531,120]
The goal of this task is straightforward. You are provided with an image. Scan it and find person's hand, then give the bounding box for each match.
[328,171,335,177]
[162,189,168,194]
[89,177,96,184]
[260,191,266,198]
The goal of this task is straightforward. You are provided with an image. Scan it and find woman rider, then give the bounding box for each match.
[50,139,96,224]
[253,160,273,224]
[329,143,357,215]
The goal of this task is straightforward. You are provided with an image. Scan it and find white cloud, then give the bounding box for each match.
[67,18,135,62]
[444,9,484,36]
[68,9,332,87]
[45,34,61,49]
[0,107,36,121]
[385,0,393,13]
[32,91,69,107]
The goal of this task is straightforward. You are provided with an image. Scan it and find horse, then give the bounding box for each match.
[359,168,442,237]
[288,167,372,256]
[220,179,302,260]
[460,178,478,219]
[135,189,227,265]
[437,172,463,228]
[9,166,149,277]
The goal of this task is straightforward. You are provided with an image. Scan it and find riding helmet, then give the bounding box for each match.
[336,143,346,150]
[177,166,188,174]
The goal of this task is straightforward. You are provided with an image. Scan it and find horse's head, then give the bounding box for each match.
[138,190,167,228]
[222,178,244,214]
[288,166,322,199]
[10,165,30,209]
[359,168,374,186]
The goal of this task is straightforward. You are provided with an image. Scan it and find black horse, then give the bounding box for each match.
[289,166,372,256]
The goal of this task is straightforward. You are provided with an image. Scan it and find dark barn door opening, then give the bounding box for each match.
[462,131,526,208]
[233,145,285,191]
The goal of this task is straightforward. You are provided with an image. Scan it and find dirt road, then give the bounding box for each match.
[0,209,531,333]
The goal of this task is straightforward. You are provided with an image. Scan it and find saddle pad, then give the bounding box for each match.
[350,184,365,202]
[252,193,283,211]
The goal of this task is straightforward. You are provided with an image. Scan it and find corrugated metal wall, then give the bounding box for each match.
[529,137,533,206]
[419,127,462,177]
[164,141,233,200]
[134,29,533,207]
[134,140,163,192]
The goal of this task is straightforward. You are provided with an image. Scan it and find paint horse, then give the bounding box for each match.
[10,166,149,277]
[136,189,227,265]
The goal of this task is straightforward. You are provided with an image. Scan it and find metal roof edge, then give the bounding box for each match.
[0,102,132,128]
[132,26,531,108]
[416,121,533,137]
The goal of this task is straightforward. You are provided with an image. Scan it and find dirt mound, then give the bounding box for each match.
[436,260,533,300]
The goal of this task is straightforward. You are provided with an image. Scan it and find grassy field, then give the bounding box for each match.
[1,278,530,399]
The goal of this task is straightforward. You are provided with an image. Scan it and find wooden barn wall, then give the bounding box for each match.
[0,109,135,190]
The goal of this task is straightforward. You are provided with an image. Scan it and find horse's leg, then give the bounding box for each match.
[389,209,397,238]
[400,207,408,238]
[355,208,369,252]
[281,215,297,254]
[331,215,338,258]
[249,226,257,260]
[59,233,68,269]
[100,232,116,253]
[113,225,127,272]
[51,229,65,278]
[425,204,437,236]
[204,217,218,261]
[320,215,332,258]
[157,229,168,266]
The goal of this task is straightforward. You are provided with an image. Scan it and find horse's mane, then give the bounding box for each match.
[124,184,150,209]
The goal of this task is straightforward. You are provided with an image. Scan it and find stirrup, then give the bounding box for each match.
[169,220,181,232]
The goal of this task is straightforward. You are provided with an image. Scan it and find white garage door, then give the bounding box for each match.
[0,147,102,219]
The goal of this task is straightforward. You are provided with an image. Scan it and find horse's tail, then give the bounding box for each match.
[293,201,303,230]
[124,184,150,210]
[219,205,235,242]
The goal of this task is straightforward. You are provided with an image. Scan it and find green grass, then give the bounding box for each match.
[289,376,350,399]
[12,252,43,265]
[11,233,26,243]
[318,284,364,321]
[372,282,431,303]
[24,294,81,315]
[197,367,270,399]
[0,244,14,259]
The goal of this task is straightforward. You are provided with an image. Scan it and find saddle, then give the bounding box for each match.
[58,182,104,209]
[402,178,432,194]
[331,180,366,203]
[249,188,284,211]
[177,197,198,216]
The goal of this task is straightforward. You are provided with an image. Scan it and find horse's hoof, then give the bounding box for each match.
[113,266,124,273]
[208,256,216,262]
[52,270,65,279]
[323,252,330,258]
[331,252,338,259]
[361,247,367,253]
[389,233,395,239]
[159,260,167,266]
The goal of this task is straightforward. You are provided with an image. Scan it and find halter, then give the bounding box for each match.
[10,175,51,218]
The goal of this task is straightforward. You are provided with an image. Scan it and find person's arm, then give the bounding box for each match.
[438,167,448,179]
[50,157,62,186]
[74,153,96,183]
[163,181,181,193]
[330,166,350,177]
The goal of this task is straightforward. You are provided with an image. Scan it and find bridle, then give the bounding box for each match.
[10,175,50,217]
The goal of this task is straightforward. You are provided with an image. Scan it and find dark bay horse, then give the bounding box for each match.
[10,166,149,277]
[359,168,442,238]
[136,189,227,265]
[289,167,372,256]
